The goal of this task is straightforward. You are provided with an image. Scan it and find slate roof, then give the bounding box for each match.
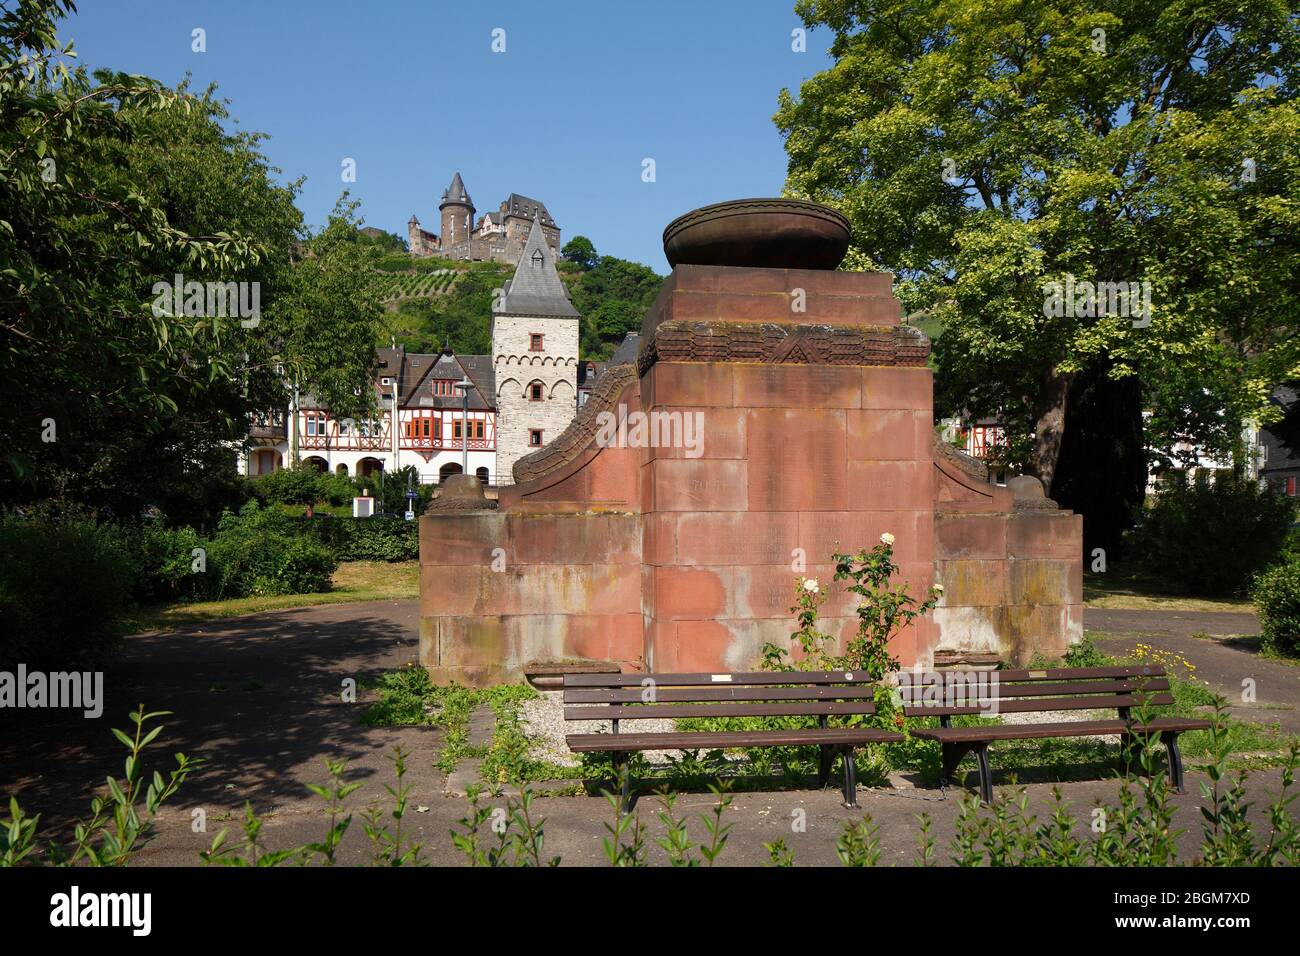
[400,351,493,411]
[608,331,642,366]
[497,216,579,318]
[440,171,472,208]
[503,193,555,228]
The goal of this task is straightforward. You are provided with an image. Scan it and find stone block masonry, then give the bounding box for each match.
[420,200,1082,685]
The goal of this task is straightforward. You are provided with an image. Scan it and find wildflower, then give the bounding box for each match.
[803,578,820,593]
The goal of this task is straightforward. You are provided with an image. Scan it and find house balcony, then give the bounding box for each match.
[402,437,494,451]
[301,435,390,452]
[249,423,286,442]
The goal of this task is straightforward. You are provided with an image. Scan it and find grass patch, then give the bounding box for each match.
[1084,569,1253,612]
[359,665,577,786]
[121,560,417,634]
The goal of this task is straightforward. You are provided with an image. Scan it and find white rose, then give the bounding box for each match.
[880,532,895,546]
[934,584,944,593]
[803,578,820,593]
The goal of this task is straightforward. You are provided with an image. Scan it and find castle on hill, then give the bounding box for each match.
[407,171,561,264]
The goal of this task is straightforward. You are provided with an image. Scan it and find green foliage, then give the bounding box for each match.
[572,255,662,359]
[762,535,941,680]
[561,235,598,269]
[0,508,134,668]
[1254,556,1300,657]
[249,466,325,506]
[0,2,384,520]
[1,706,194,866]
[205,502,337,597]
[836,815,883,866]
[1061,634,1111,669]
[450,786,561,867]
[777,0,1300,497]
[130,518,208,602]
[203,745,430,867]
[1129,475,1294,595]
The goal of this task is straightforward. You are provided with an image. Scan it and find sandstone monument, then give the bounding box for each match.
[419,199,1082,685]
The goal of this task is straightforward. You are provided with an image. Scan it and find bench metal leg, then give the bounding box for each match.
[941,741,975,783]
[818,744,832,788]
[941,741,993,805]
[841,746,858,808]
[974,744,993,805]
[1162,732,1186,794]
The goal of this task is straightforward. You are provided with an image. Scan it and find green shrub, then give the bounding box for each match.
[0,509,135,668]
[131,519,212,602]
[1129,475,1294,596]
[337,517,418,561]
[1253,556,1300,657]
[249,466,322,506]
[206,502,337,597]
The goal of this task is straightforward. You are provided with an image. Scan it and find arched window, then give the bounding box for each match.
[475,467,490,485]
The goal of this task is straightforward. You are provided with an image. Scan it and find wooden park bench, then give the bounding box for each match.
[563,670,903,809]
[904,665,1212,804]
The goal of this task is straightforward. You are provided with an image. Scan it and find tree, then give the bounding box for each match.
[776,0,1300,551]
[0,1,383,522]
[561,235,598,270]
[571,255,662,358]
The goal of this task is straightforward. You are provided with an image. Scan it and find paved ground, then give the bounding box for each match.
[1087,607,1300,736]
[1,600,1296,866]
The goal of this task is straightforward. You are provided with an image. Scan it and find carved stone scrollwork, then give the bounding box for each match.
[637,321,929,376]
[511,364,638,485]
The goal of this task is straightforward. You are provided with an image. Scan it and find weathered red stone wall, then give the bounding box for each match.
[931,457,1083,664]
[418,261,1081,684]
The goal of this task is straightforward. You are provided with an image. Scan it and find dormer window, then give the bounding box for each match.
[531,249,543,268]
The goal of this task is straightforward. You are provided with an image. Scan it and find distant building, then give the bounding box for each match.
[491,215,581,479]
[243,215,596,487]
[1259,385,1300,498]
[407,171,561,264]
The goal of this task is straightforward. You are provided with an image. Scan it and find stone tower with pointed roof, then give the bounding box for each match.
[438,171,475,256]
[491,215,581,479]
[409,171,561,263]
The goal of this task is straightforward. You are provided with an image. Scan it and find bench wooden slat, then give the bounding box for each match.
[901,692,1174,718]
[565,700,880,721]
[911,716,1211,743]
[993,665,1165,681]
[564,685,880,704]
[561,670,874,689]
[904,676,1170,697]
[565,727,903,753]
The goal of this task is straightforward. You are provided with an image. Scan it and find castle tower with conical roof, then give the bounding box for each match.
[491,214,581,479]
[438,171,475,258]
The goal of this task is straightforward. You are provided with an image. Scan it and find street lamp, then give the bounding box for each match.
[454,378,473,479]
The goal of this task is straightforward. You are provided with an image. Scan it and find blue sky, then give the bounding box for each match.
[65,0,834,272]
